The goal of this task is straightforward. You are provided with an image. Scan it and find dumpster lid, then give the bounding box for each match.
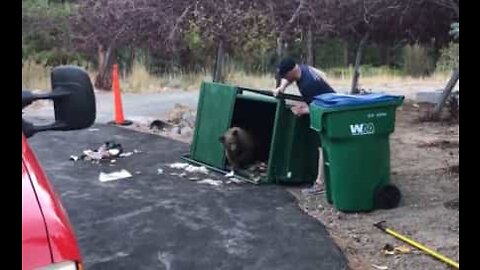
[312,93,404,108]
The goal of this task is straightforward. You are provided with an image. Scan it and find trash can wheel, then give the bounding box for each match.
[374,184,401,210]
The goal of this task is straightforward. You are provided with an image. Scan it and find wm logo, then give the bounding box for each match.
[350,123,375,135]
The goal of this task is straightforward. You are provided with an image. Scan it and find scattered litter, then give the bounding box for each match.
[302,185,326,195]
[394,245,412,254]
[74,141,126,162]
[99,169,132,182]
[253,177,262,183]
[133,149,142,154]
[371,264,388,270]
[245,162,268,180]
[83,149,104,160]
[170,163,189,169]
[184,165,209,174]
[88,128,100,131]
[189,177,199,181]
[169,163,209,174]
[197,179,222,186]
[110,159,117,164]
[170,172,187,177]
[119,152,133,158]
[226,178,244,184]
[157,168,164,175]
[108,149,121,157]
[382,244,395,256]
[225,171,235,178]
[135,171,142,175]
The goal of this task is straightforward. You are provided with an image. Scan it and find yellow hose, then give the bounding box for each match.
[384,228,459,269]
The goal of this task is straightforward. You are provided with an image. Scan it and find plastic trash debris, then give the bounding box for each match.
[245,162,268,180]
[110,159,117,164]
[188,177,199,181]
[197,179,222,186]
[76,141,125,161]
[226,178,244,184]
[394,245,412,254]
[170,163,209,174]
[301,183,326,195]
[135,171,142,175]
[119,152,133,157]
[99,169,133,182]
[382,244,395,256]
[88,128,100,132]
[225,171,235,178]
[383,245,412,255]
[157,168,164,175]
[69,155,79,162]
[184,165,209,174]
[83,149,104,160]
[101,141,123,157]
[371,264,388,270]
[170,163,189,169]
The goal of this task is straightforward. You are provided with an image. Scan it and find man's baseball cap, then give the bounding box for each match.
[277,58,296,78]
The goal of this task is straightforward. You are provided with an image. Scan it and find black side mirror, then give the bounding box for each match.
[22,65,96,138]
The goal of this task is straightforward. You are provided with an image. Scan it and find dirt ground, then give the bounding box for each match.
[289,102,459,270]
[125,99,459,270]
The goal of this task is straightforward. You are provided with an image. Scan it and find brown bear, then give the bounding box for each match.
[219,127,256,177]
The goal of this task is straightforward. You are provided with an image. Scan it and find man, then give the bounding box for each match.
[273,58,336,193]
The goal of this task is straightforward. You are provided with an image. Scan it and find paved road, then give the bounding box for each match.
[29,124,347,270]
[24,90,200,124]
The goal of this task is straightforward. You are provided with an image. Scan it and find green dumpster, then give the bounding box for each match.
[310,94,404,212]
[184,81,319,184]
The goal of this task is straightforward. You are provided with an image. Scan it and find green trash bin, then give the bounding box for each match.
[184,81,319,184]
[310,94,404,212]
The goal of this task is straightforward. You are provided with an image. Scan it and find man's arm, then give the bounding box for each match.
[273,78,292,96]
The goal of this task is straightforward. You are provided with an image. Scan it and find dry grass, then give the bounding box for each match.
[22,61,452,93]
[120,62,211,93]
[22,62,53,90]
[22,61,96,91]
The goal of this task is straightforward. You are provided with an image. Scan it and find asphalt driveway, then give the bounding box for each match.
[29,124,347,270]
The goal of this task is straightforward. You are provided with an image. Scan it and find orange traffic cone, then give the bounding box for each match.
[110,64,132,126]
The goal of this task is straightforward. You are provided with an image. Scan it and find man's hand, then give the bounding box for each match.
[291,103,310,116]
[273,78,291,97]
[273,87,282,97]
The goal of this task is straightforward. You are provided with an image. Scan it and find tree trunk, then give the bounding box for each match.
[213,39,225,83]
[306,25,314,66]
[126,47,135,76]
[276,36,283,64]
[94,44,115,91]
[343,42,349,67]
[351,33,370,94]
[433,67,459,118]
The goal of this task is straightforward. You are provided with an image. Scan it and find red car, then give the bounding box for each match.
[22,66,96,270]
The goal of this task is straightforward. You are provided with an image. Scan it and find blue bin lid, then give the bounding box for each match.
[312,93,404,108]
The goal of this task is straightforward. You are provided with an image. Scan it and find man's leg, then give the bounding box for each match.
[314,147,325,191]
